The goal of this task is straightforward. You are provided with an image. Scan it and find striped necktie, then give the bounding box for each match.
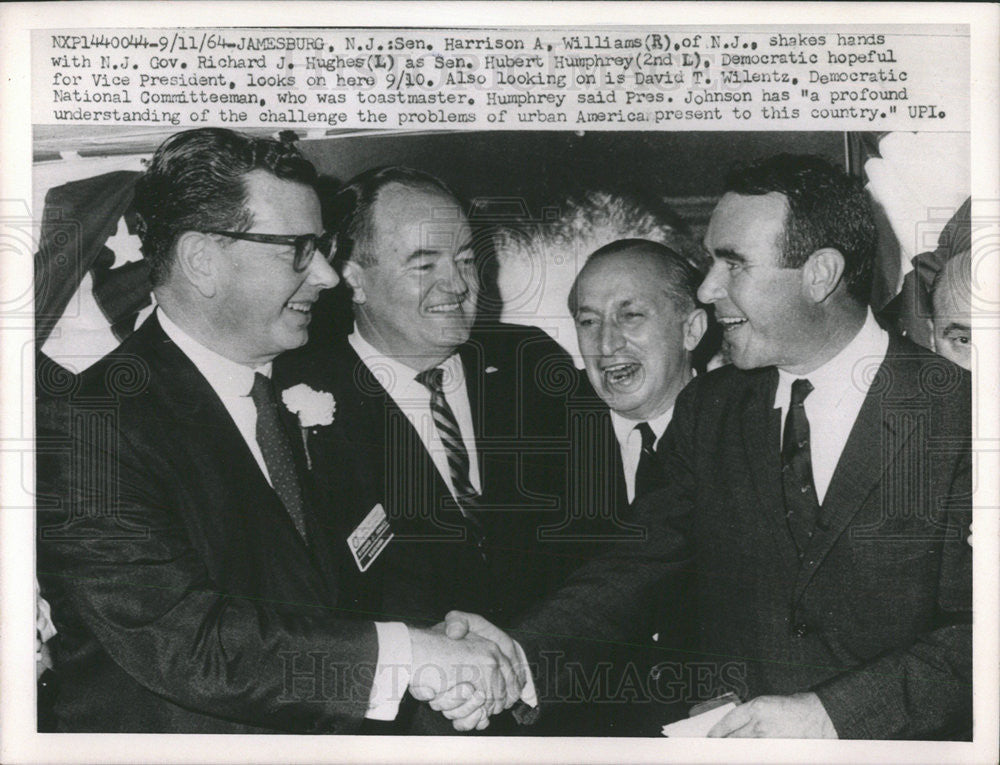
[416,365,488,559]
[415,366,477,501]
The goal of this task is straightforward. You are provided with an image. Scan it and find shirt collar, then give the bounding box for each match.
[158,308,271,397]
[609,404,675,451]
[348,331,465,394]
[776,309,889,400]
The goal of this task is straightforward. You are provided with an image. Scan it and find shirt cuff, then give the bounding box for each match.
[365,622,412,720]
[514,639,538,708]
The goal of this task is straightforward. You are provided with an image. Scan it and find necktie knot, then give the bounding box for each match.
[250,371,274,407]
[416,366,445,394]
[790,378,814,407]
[635,421,657,454]
[632,421,662,501]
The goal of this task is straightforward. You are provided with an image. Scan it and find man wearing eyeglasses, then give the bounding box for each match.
[36,129,522,733]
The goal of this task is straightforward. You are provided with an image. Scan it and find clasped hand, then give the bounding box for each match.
[409,611,523,731]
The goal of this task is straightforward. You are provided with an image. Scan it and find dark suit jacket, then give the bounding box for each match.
[276,322,579,629]
[36,314,379,733]
[515,335,971,740]
[529,373,694,736]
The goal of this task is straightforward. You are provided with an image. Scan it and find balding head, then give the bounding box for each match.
[569,239,700,316]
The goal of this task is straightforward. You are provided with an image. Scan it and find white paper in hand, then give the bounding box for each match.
[661,701,737,737]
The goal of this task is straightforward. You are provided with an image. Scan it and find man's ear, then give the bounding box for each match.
[174,231,218,298]
[341,259,367,304]
[802,248,845,303]
[683,307,709,351]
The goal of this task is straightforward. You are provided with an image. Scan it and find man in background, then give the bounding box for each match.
[569,238,707,512]
[490,191,715,569]
[930,248,972,370]
[539,238,707,734]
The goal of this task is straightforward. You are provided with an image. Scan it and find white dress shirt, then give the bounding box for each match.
[159,310,410,720]
[609,406,675,503]
[350,330,492,718]
[348,331,538,713]
[774,310,889,504]
[349,331,482,498]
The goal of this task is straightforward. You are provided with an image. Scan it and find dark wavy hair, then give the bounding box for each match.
[133,128,318,286]
[329,166,459,268]
[724,154,877,304]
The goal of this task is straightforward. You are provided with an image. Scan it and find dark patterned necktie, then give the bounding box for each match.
[782,378,819,555]
[633,421,659,501]
[416,366,477,501]
[250,372,308,542]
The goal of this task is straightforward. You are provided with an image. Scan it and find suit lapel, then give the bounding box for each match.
[792,337,918,600]
[740,367,801,571]
[335,341,465,540]
[458,338,484,449]
[146,317,281,514]
[144,317,332,596]
[329,342,386,457]
[271,381,345,583]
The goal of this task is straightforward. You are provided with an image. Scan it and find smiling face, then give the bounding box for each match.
[699,192,820,372]
[212,170,338,365]
[345,183,478,370]
[573,249,704,421]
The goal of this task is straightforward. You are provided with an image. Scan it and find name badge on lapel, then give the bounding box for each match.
[348,503,393,572]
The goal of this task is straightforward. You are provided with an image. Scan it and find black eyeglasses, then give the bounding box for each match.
[205,230,335,272]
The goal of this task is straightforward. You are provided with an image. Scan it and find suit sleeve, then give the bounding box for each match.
[36,394,380,733]
[812,443,972,739]
[511,377,699,712]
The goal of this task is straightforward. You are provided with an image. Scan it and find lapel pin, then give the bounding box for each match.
[485,366,499,374]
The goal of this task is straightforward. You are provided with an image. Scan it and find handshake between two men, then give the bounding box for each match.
[408,612,528,731]
[408,613,838,738]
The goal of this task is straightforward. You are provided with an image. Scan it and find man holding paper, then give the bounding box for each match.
[449,154,972,739]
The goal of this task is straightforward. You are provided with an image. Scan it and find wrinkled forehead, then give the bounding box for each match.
[933,249,972,316]
[576,252,678,308]
[372,183,466,232]
[368,183,470,258]
[243,170,321,231]
[704,192,788,251]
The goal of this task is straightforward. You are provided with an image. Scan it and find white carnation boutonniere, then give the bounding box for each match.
[281,384,336,469]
